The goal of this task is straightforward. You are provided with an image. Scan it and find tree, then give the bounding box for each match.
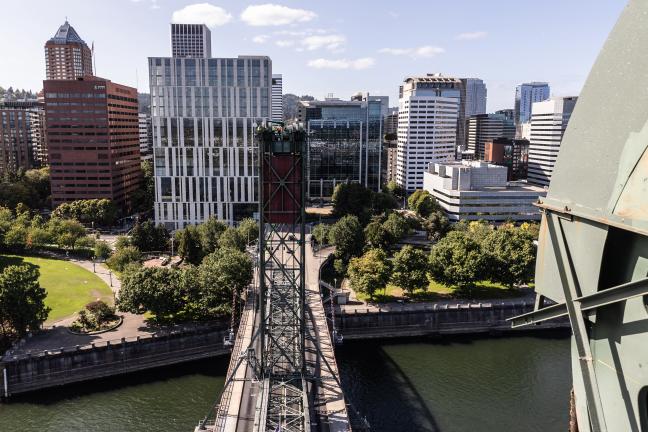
[382,212,409,242]
[0,265,49,336]
[131,161,154,213]
[46,218,87,250]
[483,227,536,289]
[391,245,429,294]
[218,227,246,252]
[428,231,486,290]
[332,183,373,220]
[384,180,405,200]
[198,217,228,255]
[423,210,451,242]
[114,235,132,250]
[93,241,112,260]
[4,224,27,250]
[106,246,141,272]
[407,189,440,218]
[347,249,391,299]
[371,192,398,215]
[117,267,184,319]
[196,248,253,316]
[27,227,52,249]
[364,220,392,250]
[328,215,364,274]
[130,220,169,252]
[237,218,259,245]
[175,225,204,264]
[52,199,118,226]
[311,223,330,246]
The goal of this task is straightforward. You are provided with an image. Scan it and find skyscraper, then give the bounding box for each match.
[300,96,384,200]
[0,102,37,175]
[150,27,272,228]
[170,24,211,58]
[396,74,460,191]
[466,113,515,160]
[514,82,550,124]
[527,96,578,187]
[457,78,487,151]
[44,77,141,210]
[44,21,93,80]
[271,74,283,122]
[139,113,153,161]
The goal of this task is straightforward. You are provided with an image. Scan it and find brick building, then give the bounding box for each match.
[44,76,141,210]
[45,20,93,80]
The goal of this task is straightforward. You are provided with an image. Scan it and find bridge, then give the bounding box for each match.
[196,124,354,432]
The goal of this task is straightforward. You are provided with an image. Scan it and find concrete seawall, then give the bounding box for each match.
[1,323,231,397]
[336,300,568,340]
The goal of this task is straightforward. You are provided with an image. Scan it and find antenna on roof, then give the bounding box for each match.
[92,41,97,75]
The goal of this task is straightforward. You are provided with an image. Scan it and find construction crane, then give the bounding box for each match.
[510,1,648,431]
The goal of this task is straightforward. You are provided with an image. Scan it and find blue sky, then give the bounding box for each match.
[0,0,627,111]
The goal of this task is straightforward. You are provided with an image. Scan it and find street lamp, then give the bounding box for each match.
[170,237,175,257]
[92,257,96,273]
[109,270,113,287]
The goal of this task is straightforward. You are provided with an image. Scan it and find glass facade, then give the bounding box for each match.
[306,100,383,200]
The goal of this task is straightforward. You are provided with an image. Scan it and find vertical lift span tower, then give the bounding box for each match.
[510,1,648,431]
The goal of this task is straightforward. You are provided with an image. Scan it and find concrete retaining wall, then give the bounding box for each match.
[336,300,568,340]
[0,324,231,397]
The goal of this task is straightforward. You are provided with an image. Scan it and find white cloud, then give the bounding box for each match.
[302,34,345,51]
[379,45,445,58]
[172,3,232,27]
[307,57,375,70]
[275,40,295,47]
[131,0,159,10]
[456,31,488,40]
[241,4,316,26]
[252,35,269,43]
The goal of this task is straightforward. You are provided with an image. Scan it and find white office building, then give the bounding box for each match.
[271,74,283,122]
[170,24,211,58]
[149,26,272,229]
[528,96,578,187]
[396,74,460,191]
[423,160,546,221]
[138,113,152,161]
[514,82,550,125]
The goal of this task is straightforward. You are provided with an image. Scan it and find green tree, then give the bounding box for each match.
[428,231,486,290]
[26,227,52,249]
[93,241,112,260]
[114,235,132,250]
[483,227,536,289]
[0,265,49,336]
[175,225,204,264]
[311,223,330,246]
[384,180,405,200]
[196,247,253,316]
[391,245,429,294]
[347,249,391,299]
[332,183,373,220]
[4,224,27,250]
[423,210,451,242]
[328,215,364,274]
[131,161,154,213]
[130,220,169,252]
[117,267,184,318]
[237,218,259,245]
[106,246,141,272]
[371,192,398,215]
[198,217,228,254]
[364,220,392,250]
[407,189,440,218]
[46,218,87,250]
[382,212,409,242]
[52,199,118,226]
[218,227,246,252]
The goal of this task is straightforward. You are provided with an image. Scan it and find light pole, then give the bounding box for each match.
[92,257,96,273]
[170,237,175,257]
[109,270,113,287]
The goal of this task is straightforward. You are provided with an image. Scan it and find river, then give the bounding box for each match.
[0,334,570,432]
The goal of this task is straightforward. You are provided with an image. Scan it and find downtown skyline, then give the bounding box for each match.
[0,0,626,111]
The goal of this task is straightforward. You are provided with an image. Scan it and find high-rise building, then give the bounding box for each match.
[44,76,141,210]
[0,103,36,175]
[384,107,398,136]
[495,108,514,121]
[527,96,578,187]
[456,78,487,152]
[300,96,384,200]
[138,113,153,161]
[484,137,529,181]
[466,113,515,160]
[150,28,272,228]
[271,74,283,122]
[170,24,211,58]
[45,21,93,80]
[0,99,48,169]
[396,74,460,191]
[514,82,550,124]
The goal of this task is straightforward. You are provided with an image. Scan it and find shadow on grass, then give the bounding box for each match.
[453,284,526,300]
[0,254,39,272]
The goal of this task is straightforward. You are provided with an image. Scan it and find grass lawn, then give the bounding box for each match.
[356,279,526,303]
[0,254,113,323]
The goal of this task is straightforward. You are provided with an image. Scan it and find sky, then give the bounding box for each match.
[0,0,628,112]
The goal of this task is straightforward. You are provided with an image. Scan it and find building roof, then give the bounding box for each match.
[47,21,88,46]
[403,74,460,84]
